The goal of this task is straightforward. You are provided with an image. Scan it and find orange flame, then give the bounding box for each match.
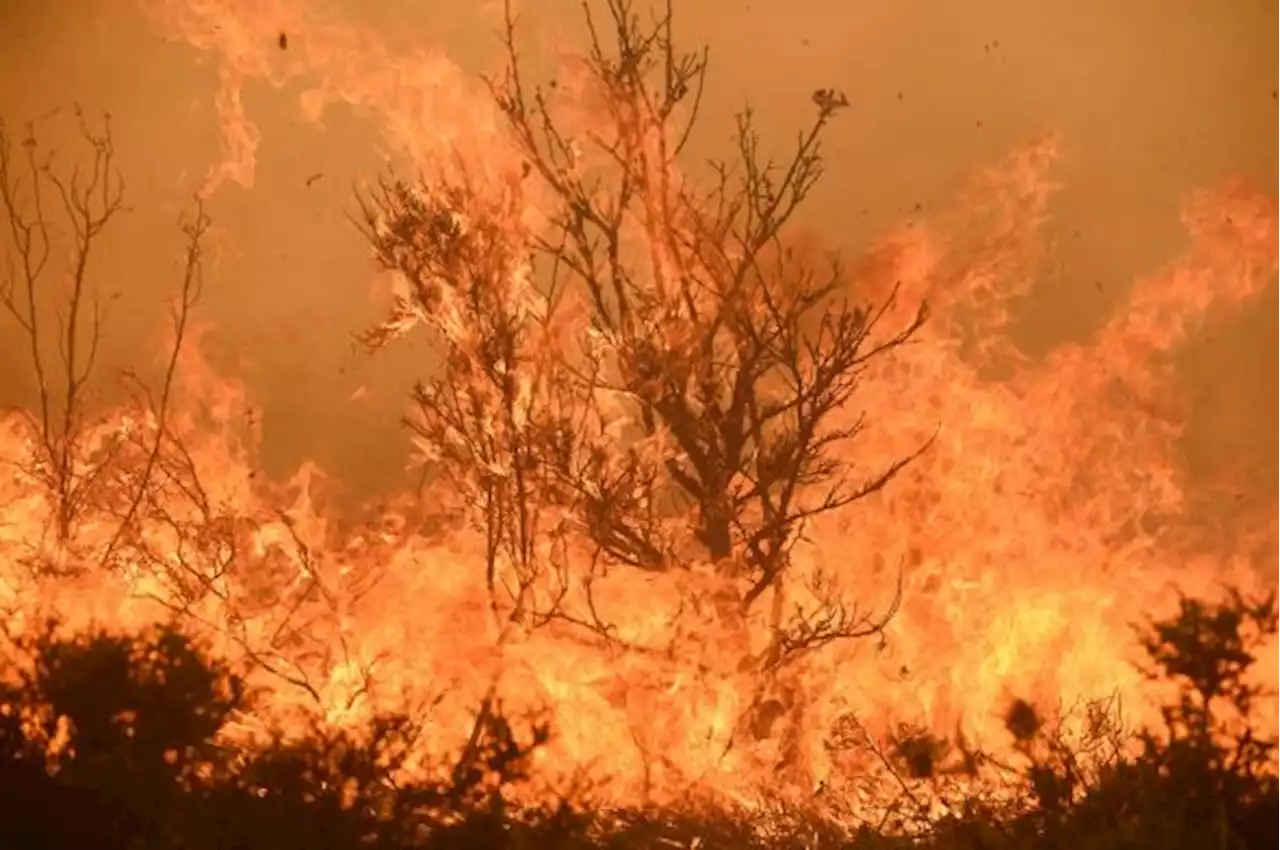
[0,0,1272,819]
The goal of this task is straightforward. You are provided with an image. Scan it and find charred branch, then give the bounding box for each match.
[358,0,931,667]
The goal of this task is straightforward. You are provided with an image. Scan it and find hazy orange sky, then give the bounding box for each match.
[0,0,1275,516]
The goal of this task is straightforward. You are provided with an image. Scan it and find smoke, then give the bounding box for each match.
[0,0,1274,513]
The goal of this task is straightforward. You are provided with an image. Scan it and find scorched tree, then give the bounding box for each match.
[356,0,931,771]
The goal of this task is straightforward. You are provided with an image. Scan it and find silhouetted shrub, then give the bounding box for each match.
[0,588,1273,849]
[196,704,574,850]
[1018,589,1279,850]
[0,619,245,848]
[0,620,574,849]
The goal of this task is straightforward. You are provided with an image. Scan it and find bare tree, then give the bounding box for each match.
[0,110,368,707]
[362,0,928,650]
[0,109,208,559]
[357,0,931,781]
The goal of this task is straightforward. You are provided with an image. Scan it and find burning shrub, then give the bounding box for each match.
[803,588,1278,850]
[197,710,563,849]
[0,620,244,848]
[356,0,929,701]
[0,621,581,849]
[975,588,1279,850]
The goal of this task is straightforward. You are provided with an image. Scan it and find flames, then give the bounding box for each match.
[0,0,1274,822]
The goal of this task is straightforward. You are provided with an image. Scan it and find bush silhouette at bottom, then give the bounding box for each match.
[0,620,573,849]
[0,589,1274,850]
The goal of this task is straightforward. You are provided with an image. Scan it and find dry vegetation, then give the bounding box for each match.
[0,1,1274,848]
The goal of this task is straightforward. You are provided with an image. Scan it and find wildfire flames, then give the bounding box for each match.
[0,0,1275,824]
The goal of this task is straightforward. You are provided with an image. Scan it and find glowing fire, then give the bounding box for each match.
[0,0,1273,820]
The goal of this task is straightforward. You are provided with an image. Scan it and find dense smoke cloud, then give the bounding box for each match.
[0,0,1274,516]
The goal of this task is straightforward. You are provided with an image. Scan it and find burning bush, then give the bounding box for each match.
[1015,590,1280,850]
[823,590,1280,850]
[0,588,1272,849]
[0,620,582,849]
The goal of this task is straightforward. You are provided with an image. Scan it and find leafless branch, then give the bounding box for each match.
[0,109,126,542]
[356,0,933,779]
[1,109,357,706]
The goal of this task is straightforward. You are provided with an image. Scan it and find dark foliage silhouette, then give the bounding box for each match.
[0,621,577,850]
[0,588,1272,849]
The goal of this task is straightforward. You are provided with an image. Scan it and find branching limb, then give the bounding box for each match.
[0,109,125,542]
[100,199,209,569]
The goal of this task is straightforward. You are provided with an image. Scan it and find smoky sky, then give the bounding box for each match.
[0,0,1275,519]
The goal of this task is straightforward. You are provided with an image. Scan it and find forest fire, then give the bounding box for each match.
[0,0,1275,840]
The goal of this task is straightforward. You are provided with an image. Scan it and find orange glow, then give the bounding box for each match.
[0,0,1272,824]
